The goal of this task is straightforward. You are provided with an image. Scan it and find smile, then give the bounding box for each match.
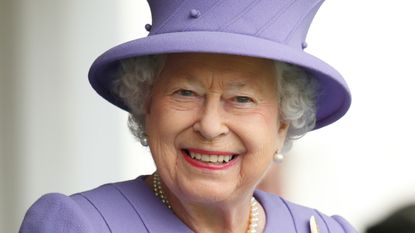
[181,148,239,170]
[189,151,234,163]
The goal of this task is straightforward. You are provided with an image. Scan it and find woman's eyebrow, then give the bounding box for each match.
[226,81,247,90]
[173,74,205,88]
[227,81,263,92]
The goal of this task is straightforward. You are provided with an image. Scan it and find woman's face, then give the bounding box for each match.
[145,53,288,204]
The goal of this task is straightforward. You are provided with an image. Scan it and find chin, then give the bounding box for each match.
[174,172,241,203]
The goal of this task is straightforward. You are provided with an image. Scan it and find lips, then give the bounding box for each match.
[182,148,239,169]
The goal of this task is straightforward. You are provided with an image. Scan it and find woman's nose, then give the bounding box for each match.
[193,98,229,140]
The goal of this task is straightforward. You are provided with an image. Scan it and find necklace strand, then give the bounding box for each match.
[152,172,260,233]
[153,172,172,209]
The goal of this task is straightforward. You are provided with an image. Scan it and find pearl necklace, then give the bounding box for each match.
[152,172,260,233]
[153,172,172,209]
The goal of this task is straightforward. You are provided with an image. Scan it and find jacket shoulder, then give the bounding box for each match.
[282,197,357,233]
[256,191,357,233]
[19,193,95,233]
[20,177,156,233]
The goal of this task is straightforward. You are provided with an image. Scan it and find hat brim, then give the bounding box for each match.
[89,31,351,130]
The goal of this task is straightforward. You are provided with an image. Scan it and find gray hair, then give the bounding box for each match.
[113,55,317,153]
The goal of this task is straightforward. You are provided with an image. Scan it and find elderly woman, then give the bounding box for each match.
[20,0,357,233]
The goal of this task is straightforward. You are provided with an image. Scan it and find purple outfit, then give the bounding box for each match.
[20,176,357,233]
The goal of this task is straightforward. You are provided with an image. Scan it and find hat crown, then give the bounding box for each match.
[148,0,324,50]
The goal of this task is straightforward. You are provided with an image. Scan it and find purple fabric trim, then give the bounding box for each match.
[315,209,331,233]
[70,193,111,233]
[112,177,193,233]
[219,0,262,31]
[151,0,187,34]
[256,0,297,36]
[110,184,150,233]
[280,196,300,233]
[77,193,113,233]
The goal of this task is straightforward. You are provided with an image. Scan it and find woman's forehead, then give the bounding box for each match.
[161,53,277,84]
[155,53,278,95]
[164,53,275,73]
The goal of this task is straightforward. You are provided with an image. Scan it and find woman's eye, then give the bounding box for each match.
[234,96,254,103]
[175,89,195,97]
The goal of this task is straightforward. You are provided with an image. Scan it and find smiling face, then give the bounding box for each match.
[145,53,288,204]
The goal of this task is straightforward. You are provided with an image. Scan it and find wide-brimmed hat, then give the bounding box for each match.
[89,0,351,130]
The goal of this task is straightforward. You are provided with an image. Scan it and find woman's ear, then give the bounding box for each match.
[277,121,289,147]
[279,120,289,132]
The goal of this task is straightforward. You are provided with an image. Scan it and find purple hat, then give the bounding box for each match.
[89,0,351,130]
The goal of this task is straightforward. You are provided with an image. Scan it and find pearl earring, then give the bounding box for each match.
[139,130,148,146]
[140,136,148,146]
[273,152,284,163]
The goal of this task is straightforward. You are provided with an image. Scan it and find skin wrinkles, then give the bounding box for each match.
[157,67,277,115]
[145,53,288,233]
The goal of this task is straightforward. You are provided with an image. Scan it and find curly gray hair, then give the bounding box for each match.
[114,54,318,152]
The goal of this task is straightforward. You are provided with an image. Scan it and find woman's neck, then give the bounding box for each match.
[145,174,266,233]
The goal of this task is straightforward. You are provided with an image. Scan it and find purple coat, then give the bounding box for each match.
[20,176,357,233]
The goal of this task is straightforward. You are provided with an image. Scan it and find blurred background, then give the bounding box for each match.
[1,0,415,232]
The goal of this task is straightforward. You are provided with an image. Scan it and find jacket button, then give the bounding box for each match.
[189,9,201,18]
[145,24,152,31]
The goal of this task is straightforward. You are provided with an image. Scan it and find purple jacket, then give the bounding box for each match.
[20,176,357,233]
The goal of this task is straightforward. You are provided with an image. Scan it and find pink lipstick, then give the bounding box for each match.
[181,148,239,170]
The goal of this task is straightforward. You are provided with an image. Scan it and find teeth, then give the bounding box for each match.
[209,156,218,163]
[201,155,210,162]
[188,151,234,164]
